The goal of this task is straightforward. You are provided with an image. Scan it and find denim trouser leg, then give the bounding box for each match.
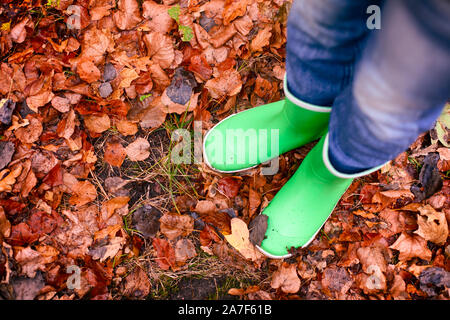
[286,0,381,106]
[328,0,450,173]
[287,0,450,173]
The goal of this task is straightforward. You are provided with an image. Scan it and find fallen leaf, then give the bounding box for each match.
[250,25,272,52]
[15,116,43,144]
[125,138,150,161]
[84,114,111,134]
[0,165,22,192]
[77,60,102,83]
[174,238,197,266]
[104,141,127,167]
[152,237,176,270]
[123,267,150,299]
[159,212,194,241]
[224,218,265,262]
[143,32,175,69]
[216,177,241,198]
[204,69,242,99]
[113,0,142,30]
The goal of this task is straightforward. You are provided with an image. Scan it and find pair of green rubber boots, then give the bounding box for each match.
[203,77,382,258]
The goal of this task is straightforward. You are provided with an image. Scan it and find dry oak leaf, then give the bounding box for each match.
[270,262,301,294]
[159,213,194,241]
[56,109,76,140]
[224,217,265,262]
[204,69,242,99]
[139,102,168,129]
[51,96,71,113]
[125,137,150,161]
[10,17,31,43]
[389,232,432,262]
[414,204,448,245]
[113,0,142,30]
[84,114,111,134]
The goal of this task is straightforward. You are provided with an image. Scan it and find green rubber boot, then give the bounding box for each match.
[257,133,384,259]
[203,76,331,172]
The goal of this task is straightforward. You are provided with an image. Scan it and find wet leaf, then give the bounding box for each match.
[414,205,448,245]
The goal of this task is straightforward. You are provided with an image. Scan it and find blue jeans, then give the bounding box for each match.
[286,0,450,173]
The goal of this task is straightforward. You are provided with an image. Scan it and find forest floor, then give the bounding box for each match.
[0,0,449,300]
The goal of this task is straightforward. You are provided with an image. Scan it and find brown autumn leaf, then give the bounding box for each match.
[248,188,261,218]
[103,196,130,220]
[125,138,150,161]
[143,32,175,69]
[224,218,265,262]
[119,67,140,89]
[270,262,301,294]
[56,109,76,140]
[174,238,197,266]
[250,25,272,52]
[356,246,388,292]
[204,69,242,99]
[159,213,194,241]
[414,204,448,245]
[216,177,241,198]
[84,114,111,134]
[0,206,11,238]
[15,116,43,144]
[70,26,115,67]
[51,96,71,113]
[15,245,58,278]
[113,0,142,30]
[90,226,126,262]
[123,267,151,299]
[77,60,102,83]
[379,209,411,237]
[152,237,176,270]
[140,101,168,129]
[389,232,432,262]
[104,141,127,167]
[141,1,175,34]
[66,176,98,207]
[115,119,138,136]
[0,165,22,192]
[194,200,232,235]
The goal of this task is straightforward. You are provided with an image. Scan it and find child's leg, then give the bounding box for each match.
[286,0,381,106]
[328,0,450,173]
